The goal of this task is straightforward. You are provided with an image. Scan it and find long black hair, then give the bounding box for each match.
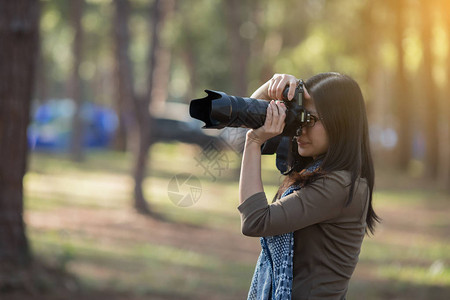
[277,72,380,235]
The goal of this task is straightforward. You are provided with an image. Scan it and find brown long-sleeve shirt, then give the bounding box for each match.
[238,170,369,300]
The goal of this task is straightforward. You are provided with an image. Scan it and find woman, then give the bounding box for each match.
[238,73,380,299]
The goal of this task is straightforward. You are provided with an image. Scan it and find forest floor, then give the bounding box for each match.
[2,143,450,299]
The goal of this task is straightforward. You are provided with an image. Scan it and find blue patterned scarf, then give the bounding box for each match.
[247,160,322,300]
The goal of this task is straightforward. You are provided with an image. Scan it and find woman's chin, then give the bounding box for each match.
[297,146,309,157]
[297,150,311,158]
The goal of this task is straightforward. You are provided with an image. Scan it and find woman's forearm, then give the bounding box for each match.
[250,80,270,100]
[239,75,291,205]
[238,80,271,205]
[239,140,264,204]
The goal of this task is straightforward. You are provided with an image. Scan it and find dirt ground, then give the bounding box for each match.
[2,207,261,300]
[3,154,450,300]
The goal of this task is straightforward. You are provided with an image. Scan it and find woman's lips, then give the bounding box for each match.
[296,138,310,147]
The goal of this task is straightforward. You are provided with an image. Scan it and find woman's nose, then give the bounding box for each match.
[301,126,308,135]
[295,125,308,137]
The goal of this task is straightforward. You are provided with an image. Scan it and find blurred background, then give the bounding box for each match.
[1,0,449,299]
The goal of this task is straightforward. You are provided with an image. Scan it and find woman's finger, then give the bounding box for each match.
[288,80,298,100]
[267,79,274,99]
[269,101,280,132]
[272,100,280,116]
[268,76,281,99]
[275,102,286,131]
[265,100,274,127]
[275,77,288,100]
[268,74,299,101]
[272,101,285,133]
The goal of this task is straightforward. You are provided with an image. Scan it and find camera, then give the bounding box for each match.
[189,81,313,174]
[189,80,311,137]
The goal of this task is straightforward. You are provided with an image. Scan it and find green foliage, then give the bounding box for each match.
[38,0,449,116]
[39,0,378,103]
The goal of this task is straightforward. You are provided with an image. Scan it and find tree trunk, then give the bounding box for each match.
[132,0,174,214]
[113,0,150,213]
[69,0,85,161]
[35,38,48,104]
[149,46,171,114]
[359,1,378,122]
[114,0,172,215]
[182,42,197,101]
[393,0,412,170]
[419,0,439,178]
[357,0,387,164]
[132,95,152,214]
[442,0,450,190]
[113,0,139,153]
[112,94,128,152]
[149,0,174,114]
[132,0,166,214]
[0,0,39,268]
[224,0,250,96]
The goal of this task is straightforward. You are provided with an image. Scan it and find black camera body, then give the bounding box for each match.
[189,81,306,137]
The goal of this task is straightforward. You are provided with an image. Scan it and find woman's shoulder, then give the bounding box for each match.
[319,170,351,185]
[312,170,368,191]
[297,170,369,211]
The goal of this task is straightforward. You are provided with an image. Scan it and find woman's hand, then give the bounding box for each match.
[268,73,299,101]
[240,100,286,203]
[246,100,286,146]
[250,73,299,100]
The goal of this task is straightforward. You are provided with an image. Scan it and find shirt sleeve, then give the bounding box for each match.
[237,171,350,237]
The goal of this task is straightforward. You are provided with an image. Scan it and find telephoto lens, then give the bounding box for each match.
[189,83,305,137]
